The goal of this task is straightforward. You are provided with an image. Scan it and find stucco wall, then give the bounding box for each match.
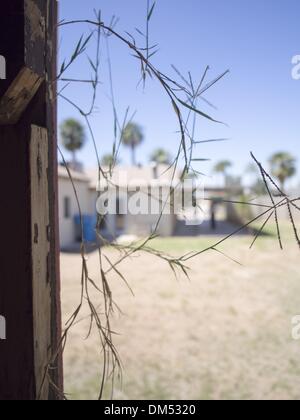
[93,187,177,238]
[125,213,175,236]
[58,178,91,248]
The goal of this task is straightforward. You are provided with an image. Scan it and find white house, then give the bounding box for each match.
[58,164,183,249]
[58,164,245,249]
[58,165,92,249]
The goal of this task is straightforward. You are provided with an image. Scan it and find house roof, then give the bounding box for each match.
[86,164,183,190]
[57,165,90,183]
[58,164,183,189]
[58,164,241,195]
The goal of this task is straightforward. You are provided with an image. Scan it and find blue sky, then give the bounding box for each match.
[58,0,300,185]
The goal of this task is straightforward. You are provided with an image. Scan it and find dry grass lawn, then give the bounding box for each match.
[61,226,300,400]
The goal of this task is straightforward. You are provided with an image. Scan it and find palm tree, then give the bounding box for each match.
[121,122,144,166]
[101,153,120,167]
[246,162,259,176]
[269,152,297,191]
[150,148,172,165]
[213,160,232,185]
[250,179,268,196]
[245,163,267,196]
[60,119,86,166]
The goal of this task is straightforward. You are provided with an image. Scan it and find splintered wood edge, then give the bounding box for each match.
[0,67,43,125]
[30,125,51,400]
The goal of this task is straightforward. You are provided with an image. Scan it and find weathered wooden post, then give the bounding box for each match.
[0,0,62,400]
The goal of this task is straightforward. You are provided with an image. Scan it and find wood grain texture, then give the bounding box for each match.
[0,67,43,124]
[30,125,51,400]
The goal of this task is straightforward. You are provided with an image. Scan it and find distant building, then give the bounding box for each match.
[58,164,243,249]
[58,164,182,249]
[58,165,92,248]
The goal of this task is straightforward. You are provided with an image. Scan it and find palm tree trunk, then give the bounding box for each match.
[131,144,136,166]
[72,150,76,167]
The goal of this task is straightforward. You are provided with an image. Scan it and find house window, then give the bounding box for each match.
[64,196,71,219]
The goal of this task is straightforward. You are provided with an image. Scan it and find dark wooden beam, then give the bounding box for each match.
[0,0,46,124]
[0,0,62,400]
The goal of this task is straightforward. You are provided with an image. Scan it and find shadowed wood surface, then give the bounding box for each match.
[0,1,61,400]
[0,0,46,125]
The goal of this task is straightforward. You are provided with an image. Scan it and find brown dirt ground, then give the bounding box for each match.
[61,233,300,400]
